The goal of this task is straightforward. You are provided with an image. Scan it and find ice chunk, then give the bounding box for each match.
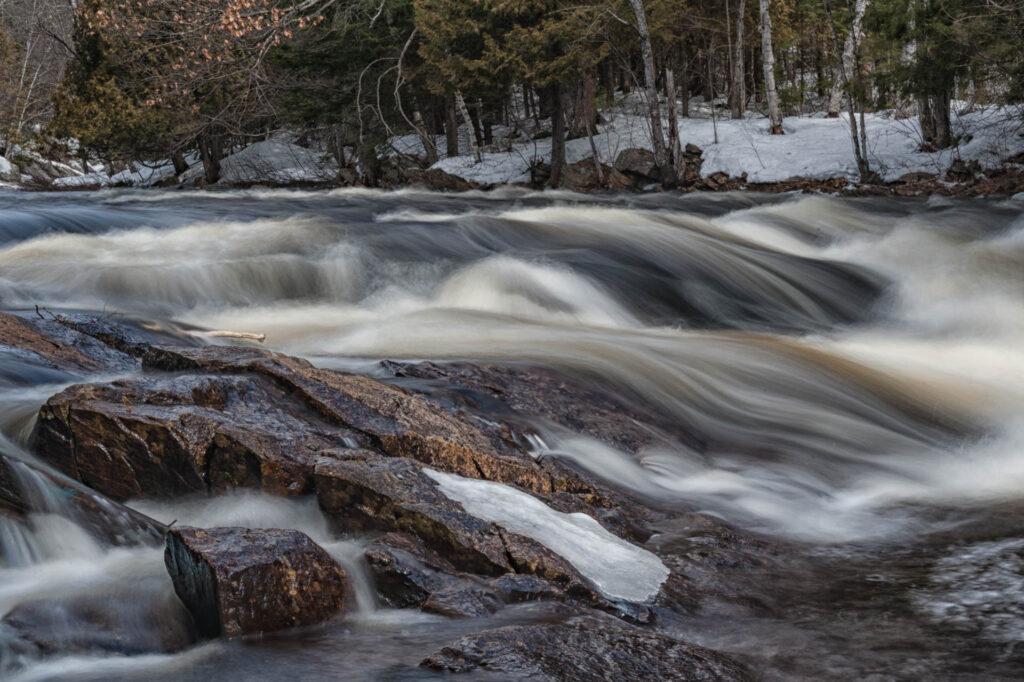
[424,469,669,603]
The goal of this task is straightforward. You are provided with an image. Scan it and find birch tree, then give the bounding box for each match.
[826,0,868,118]
[759,0,783,134]
[626,0,669,171]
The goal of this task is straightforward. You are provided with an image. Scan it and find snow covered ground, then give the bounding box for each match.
[5,94,1022,191]
[47,139,332,189]
[423,95,1024,185]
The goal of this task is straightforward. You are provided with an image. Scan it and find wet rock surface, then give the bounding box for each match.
[164,526,349,637]
[0,452,164,546]
[421,608,752,680]
[0,589,195,661]
[0,312,137,379]
[17,324,780,672]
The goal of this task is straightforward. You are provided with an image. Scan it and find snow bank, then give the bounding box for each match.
[424,468,669,603]
[425,97,1024,186]
[182,139,333,185]
[0,156,12,176]
[52,162,179,189]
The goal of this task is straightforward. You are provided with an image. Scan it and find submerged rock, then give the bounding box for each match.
[0,453,164,548]
[0,589,195,662]
[164,526,349,638]
[421,609,751,680]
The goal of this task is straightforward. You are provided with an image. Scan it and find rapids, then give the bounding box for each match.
[0,186,1023,679]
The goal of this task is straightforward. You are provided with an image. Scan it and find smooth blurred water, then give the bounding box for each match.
[0,187,1022,679]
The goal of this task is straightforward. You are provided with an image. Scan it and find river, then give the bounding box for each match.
[0,187,1022,679]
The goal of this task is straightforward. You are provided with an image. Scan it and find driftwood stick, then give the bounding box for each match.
[196,330,267,343]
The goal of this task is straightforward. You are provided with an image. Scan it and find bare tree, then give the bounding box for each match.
[728,0,747,120]
[826,0,868,117]
[824,0,871,182]
[626,0,668,171]
[0,0,74,153]
[759,0,783,134]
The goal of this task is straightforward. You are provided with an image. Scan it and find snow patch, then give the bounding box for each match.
[424,95,1024,186]
[423,468,669,603]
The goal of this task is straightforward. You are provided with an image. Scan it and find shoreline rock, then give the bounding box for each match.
[164,526,349,638]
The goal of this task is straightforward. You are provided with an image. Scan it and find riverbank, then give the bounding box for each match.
[5,96,1023,198]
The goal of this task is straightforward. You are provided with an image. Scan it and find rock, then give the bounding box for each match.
[897,172,937,184]
[385,360,704,457]
[684,143,703,157]
[164,526,349,638]
[317,454,598,599]
[32,372,358,501]
[561,159,632,192]
[0,313,137,378]
[0,590,195,661]
[421,609,752,680]
[364,532,565,617]
[946,158,981,182]
[614,148,661,182]
[141,346,550,493]
[404,168,476,192]
[365,532,477,608]
[316,454,513,575]
[335,167,361,186]
[0,453,165,547]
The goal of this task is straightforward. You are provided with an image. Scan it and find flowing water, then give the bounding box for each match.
[0,187,1023,679]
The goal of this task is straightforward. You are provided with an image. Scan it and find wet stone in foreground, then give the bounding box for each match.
[164,526,349,638]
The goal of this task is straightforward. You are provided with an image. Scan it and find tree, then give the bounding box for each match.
[728,0,747,119]
[626,0,669,171]
[759,0,784,133]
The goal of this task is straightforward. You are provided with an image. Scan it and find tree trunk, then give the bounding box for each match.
[665,68,682,185]
[929,90,952,149]
[759,0,784,134]
[414,109,438,164]
[918,95,936,148]
[172,151,188,176]
[445,95,459,158]
[454,91,482,164]
[198,134,222,184]
[824,0,872,182]
[548,84,567,188]
[627,0,669,171]
[729,0,747,119]
[827,0,868,117]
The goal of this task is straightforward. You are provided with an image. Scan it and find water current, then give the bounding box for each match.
[0,187,1022,679]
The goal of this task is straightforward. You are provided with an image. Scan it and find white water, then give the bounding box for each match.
[1,189,1022,678]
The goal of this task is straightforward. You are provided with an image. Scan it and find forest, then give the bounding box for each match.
[1,0,1023,188]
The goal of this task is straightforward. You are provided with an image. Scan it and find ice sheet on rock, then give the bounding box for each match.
[423,468,669,603]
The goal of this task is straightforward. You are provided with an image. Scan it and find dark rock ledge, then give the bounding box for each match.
[1,318,772,678]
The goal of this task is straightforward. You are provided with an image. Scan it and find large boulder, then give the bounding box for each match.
[421,609,751,680]
[31,345,571,502]
[561,159,632,192]
[614,148,661,183]
[31,372,356,501]
[164,526,349,638]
